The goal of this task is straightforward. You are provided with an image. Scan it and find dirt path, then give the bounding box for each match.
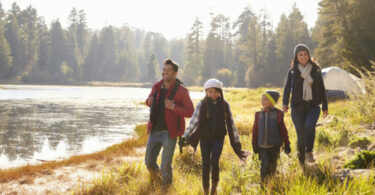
[0,149,145,195]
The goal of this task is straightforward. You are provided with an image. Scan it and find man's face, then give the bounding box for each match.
[162,64,177,82]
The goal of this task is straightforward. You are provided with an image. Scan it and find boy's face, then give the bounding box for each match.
[206,88,220,101]
[261,95,273,109]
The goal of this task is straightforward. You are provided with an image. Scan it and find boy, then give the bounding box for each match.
[252,90,291,182]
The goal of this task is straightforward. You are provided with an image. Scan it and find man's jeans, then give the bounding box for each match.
[291,105,321,164]
[145,130,177,184]
[200,138,224,188]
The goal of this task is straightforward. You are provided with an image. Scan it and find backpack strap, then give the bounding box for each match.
[168,79,181,100]
[168,79,182,131]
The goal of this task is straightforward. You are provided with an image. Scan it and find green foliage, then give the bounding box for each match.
[349,136,372,149]
[313,0,375,71]
[216,68,233,87]
[344,151,375,169]
[317,130,332,146]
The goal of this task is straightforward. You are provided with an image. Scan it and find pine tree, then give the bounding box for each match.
[0,2,12,79]
[146,53,159,82]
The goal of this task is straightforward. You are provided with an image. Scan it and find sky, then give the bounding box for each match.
[1,0,320,40]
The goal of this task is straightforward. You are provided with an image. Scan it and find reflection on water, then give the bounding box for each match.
[0,85,204,168]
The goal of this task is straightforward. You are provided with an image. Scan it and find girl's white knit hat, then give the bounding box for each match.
[204,78,223,90]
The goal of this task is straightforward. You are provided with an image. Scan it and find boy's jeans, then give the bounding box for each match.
[200,138,224,188]
[145,130,177,184]
[291,105,321,164]
[259,146,280,181]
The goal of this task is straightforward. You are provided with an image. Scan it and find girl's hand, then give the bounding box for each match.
[282,105,289,113]
[323,110,328,118]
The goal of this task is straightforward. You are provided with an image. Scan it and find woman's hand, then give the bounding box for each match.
[323,110,328,118]
[282,105,289,113]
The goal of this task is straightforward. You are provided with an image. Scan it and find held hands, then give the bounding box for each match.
[164,99,175,110]
[179,136,189,147]
[282,105,288,113]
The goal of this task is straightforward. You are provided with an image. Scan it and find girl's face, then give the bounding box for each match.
[261,95,272,109]
[206,88,221,101]
[297,50,309,66]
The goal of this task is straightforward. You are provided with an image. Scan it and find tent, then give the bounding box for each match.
[321,67,365,99]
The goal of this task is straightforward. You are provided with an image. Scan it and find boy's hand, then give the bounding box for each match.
[282,105,288,113]
[284,144,291,154]
[252,144,259,154]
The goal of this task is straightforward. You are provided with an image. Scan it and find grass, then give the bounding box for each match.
[73,81,375,194]
[5,68,375,194]
[0,124,148,183]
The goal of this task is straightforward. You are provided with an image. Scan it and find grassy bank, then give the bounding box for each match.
[74,85,375,194]
[0,124,148,183]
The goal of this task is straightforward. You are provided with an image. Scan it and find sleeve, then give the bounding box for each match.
[251,112,259,145]
[318,69,328,111]
[283,70,292,107]
[172,88,194,117]
[226,103,246,158]
[277,110,290,145]
[183,101,202,138]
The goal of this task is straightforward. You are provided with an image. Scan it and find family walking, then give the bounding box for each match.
[144,43,328,194]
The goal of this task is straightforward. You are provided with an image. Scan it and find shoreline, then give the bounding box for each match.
[0,124,148,183]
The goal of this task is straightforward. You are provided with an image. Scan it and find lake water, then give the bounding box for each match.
[0,85,204,168]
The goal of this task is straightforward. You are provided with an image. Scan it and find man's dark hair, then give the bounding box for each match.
[164,58,179,72]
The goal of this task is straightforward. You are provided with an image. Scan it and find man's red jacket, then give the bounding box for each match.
[145,79,194,138]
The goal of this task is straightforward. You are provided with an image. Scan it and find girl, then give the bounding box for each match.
[282,44,328,165]
[180,78,249,195]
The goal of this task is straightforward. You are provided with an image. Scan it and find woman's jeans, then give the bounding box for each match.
[291,105,321,164]
[200,138,224,188]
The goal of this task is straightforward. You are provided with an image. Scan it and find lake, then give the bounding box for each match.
[0,85,204,168]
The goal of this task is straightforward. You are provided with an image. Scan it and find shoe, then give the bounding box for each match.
[203,187,209,195]
[305,152,316,162]
[210,182,218,195]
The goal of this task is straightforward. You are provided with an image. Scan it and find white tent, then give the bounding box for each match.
[321,67,365,95]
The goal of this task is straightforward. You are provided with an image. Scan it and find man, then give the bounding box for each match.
[145,58,194,189]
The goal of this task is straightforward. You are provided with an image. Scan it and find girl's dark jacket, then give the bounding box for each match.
[183,99,247,158]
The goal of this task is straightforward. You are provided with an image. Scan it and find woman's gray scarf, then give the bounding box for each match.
[298,63,314,101]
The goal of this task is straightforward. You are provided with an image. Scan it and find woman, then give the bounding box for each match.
[180,78,249,195]
[282,44,328,165]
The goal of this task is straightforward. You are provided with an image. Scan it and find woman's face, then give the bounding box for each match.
[297,50,309,66]
[206,88,221,101]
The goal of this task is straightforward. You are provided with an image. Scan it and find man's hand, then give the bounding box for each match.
[147,97,153,106]
[323,110,328,118]
[165,99,175,110]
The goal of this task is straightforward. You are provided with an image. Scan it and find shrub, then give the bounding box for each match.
[349,136,372,149]
[344,151,375,169]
